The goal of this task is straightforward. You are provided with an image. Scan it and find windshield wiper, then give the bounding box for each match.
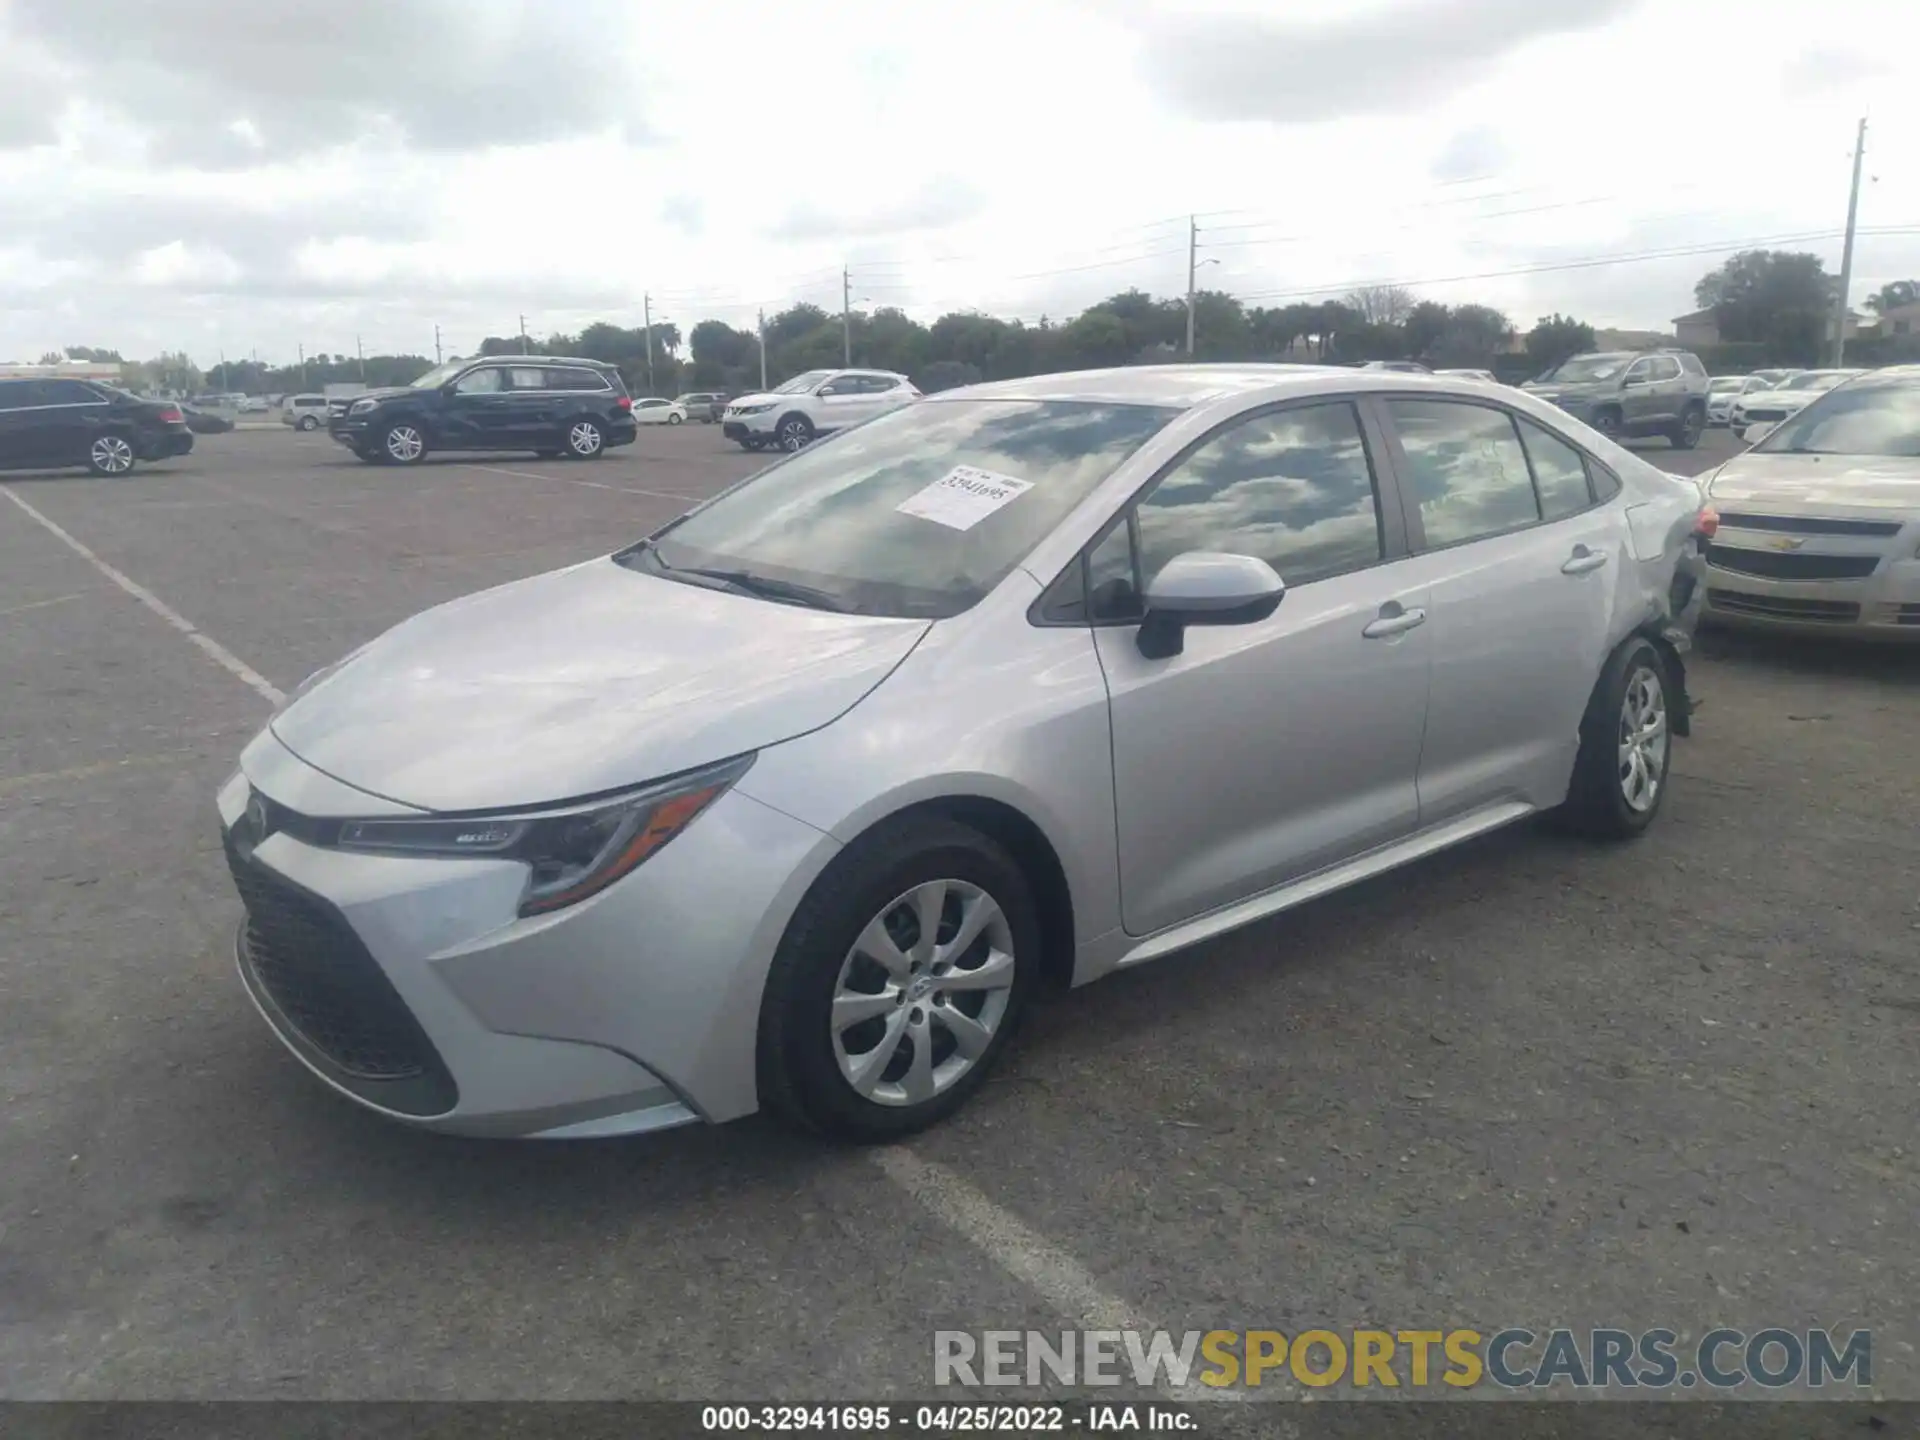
[672,566,850,612]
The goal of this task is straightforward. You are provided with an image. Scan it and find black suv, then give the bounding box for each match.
[327,356,638,465]
[0,378,194,476]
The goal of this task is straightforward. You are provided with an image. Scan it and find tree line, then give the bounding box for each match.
[45,251,1920,400]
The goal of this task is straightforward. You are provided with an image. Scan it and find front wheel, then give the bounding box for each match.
[297,415,319,431]
[776,414,815,452]
[757,815,1038,1140]
[382,423,427,465]
[87,433,137,476]
[667,412,683,425]
[564,418,605,458]
[1590,407,1623,441]
[1668,405,1705,450]
[740,437,766,452]
[1554,638,1673,840]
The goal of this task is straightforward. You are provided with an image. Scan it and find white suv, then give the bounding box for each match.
[721,368,919,452]
[282,394,331,431]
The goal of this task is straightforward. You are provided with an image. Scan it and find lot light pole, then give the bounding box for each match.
[434,325,442,366]
[643,293,654,392]
[758,308,768,391]
[356,335,365,383]
[1831,116,1868,368]
[518,315,529,356]
[842,267,852,366]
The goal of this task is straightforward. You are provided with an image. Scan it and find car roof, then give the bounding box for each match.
[473,354,611,368]
[951,363,1346,409]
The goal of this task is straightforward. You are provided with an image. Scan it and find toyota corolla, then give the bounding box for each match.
[217,365,1705,1141]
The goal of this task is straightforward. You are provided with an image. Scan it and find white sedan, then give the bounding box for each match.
[1730,370,1867,434]
[632,398,687,425]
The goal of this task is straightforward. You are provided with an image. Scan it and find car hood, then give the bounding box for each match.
[726,391,790,408]
[1707,454,1920,511]
[270,558,931,812]
[337,386,413,405]
[1734,388,1813,408]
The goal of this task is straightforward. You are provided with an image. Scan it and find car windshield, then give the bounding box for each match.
[617,399,1179,619]
[1753,378,1920,457]
[773,370,833,395]
[1542,354,1630,382]
[1709,377,1747,392]
[408,361,464,389]
[1781,372,1847,392]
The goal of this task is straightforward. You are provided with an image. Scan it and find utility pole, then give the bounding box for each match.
[518,314,529,356]
[758,307,769,391]
[356,335,366,382]
[643,293,654,392]
[1831,116,1868,368]
[298,342,307,389]
[842,266,852,366]
[1185,215,1198,358]
[434,324,443,366]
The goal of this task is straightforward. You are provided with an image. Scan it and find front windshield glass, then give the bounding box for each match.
[619,399,1178,618]
[773,369,833,395]
[1754,379,1920,457]
[1781,372,1846,392]
[409,361,464,389]
[1543,354,1630,383]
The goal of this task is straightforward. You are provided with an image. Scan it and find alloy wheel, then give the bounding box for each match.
[569,421,603,456]
[1617,666,1668,813]
[385,425,425,463]
[90,435,135,474]
[830,879,1016,1108]
[779,421,810,452]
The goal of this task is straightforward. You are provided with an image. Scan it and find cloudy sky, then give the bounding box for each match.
[2,0,1917,364]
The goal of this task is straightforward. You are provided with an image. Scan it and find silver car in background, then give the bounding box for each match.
[216,365,1706,1142]
[1704,365,1920,636]
[1729,369,1867,431]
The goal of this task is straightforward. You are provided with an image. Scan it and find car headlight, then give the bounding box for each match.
[733,402,774,416]
[333,753,754,916]
[347,397,378,415]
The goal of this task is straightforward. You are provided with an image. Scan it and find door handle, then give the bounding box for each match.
[1562,546,1609,575]
[1362,605,1427,639]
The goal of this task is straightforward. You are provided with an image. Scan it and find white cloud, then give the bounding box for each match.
[0,0,1916,363]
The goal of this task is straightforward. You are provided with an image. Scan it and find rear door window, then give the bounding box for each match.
[1385,398,1541,548]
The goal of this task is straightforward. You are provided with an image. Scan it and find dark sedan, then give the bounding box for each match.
[0,378,193,475]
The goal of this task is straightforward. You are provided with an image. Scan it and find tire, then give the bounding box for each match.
[564,417,605,459]
[1554,637,1673,840]
[1591,407,1623,441]
[87,432,137,476]
[1668,404,1705,450]
[757,814,1040,1141]
[775,413,815,452]
[741,437,766,452]
[297,415,319,431]
[381,422,427,465]
[354,449,382,464]
[667,412,683,425]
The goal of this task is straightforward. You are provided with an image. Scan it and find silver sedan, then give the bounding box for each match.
[216,365,1706,1141]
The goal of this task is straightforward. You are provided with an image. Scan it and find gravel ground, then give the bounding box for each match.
[0,422,1913,1404]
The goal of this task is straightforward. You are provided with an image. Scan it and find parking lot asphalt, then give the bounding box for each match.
[1,422,1915,1401]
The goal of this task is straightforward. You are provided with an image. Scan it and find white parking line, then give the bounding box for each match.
[0,486,286,706]
[468,463,700,504]
[871,1147,1250,1401]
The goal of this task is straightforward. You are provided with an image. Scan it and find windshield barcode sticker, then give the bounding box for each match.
[897,465,1034,531]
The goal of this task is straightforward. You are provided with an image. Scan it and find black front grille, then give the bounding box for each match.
[1895,604,1920,627]
[224,830,448,1096]
[1744,407,1790,421]
[1718,511,1902,538]
[1708,589,1861,623]
[1707,546,1880,580]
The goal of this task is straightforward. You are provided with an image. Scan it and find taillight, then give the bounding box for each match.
[1694,505,1719,539]
[157,407,183,424]
[615,395,632,412]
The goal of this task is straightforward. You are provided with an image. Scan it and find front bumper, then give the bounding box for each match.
[1702,543,1920,639]
[217,731,840,1136]
[721,411,777,441]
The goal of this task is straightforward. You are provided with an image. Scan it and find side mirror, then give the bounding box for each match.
[1740,422,1775,445]
[1136,551,1285,660]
